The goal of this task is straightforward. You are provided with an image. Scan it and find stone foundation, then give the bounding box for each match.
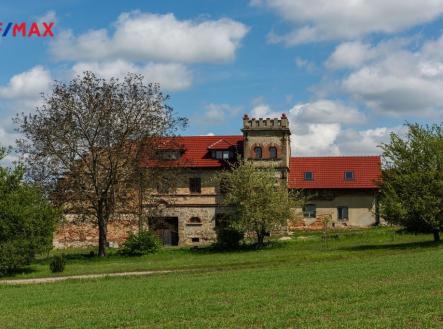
[54,207,220,249]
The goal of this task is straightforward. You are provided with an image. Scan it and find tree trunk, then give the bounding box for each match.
[256,232,265,248]
[433,229,441,242]
[97,203,107,257]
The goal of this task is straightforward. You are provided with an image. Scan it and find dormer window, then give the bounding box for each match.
[254,147,262,159]
[269,147,277,159]
[157,150,181,160]
[344,171,355,180]
[304,171,314,181]
[211,150,231,160]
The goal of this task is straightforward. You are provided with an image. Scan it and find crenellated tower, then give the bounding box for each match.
[241,113,291,180]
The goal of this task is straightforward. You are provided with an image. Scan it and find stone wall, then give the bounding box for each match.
[54,214,139,249]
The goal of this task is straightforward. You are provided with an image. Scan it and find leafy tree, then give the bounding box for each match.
[0,147,60,275]
[218,161,298,247]
[380,123,443,241]
[16,72,186,256]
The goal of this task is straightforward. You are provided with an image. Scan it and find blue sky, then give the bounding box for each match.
[1,0,443,160]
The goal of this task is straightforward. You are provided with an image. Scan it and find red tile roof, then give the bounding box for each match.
[142,135,381,189]
[142,135,243,168]
[288,156,381,189]
[207,138,236,150]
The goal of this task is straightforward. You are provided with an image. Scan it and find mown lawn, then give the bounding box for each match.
[0,228,442,328]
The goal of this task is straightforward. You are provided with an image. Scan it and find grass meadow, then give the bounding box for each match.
[0,228,442,328]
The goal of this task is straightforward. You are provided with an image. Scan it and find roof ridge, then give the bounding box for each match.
[207,138,234,149]
[291,155,380,158]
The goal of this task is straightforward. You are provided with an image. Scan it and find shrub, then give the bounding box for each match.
[49,255,65,273]
[0,148,60,276]
[119,230,161,256]
[0,241,32,276]
[216,227,244,250]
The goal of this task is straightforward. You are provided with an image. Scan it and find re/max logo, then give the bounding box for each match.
[0,22,54,37]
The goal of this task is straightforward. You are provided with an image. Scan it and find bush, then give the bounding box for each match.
[49,255,65,273]
[0,148,60,276]
[0,241,33,276]
[119,230,161,256]
[216,227,244,250]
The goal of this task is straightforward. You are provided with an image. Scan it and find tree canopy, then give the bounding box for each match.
[219,161,298,247]
[16,72,187,256]
[0,147,60,275]
[380,123,443,241]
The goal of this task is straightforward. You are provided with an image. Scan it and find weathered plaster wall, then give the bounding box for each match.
[289,191,377,230]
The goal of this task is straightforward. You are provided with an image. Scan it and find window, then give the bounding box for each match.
[304,171,314,181]
[303,204,316,219]
[191,237,200,243]
[189,217,202,224]
[211,150,231,160]
[254,147,262,159]
[269,147,277,159]
[344,171,355,180]
[157,150,181,160]
[189,177,201,193]
[337,207,349,221]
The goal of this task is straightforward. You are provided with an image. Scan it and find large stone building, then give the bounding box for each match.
[54,114,381,248]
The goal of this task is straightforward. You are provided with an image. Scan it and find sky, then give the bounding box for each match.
[1,0,443,163]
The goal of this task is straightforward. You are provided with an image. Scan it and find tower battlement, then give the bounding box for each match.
[242,113,289,131]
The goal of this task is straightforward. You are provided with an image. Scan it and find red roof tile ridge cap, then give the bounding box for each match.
[291,155,380,159]
[207,138,234,149]
[174,134,242,138]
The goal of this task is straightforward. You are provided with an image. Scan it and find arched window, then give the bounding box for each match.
[189,217,201,224]
[254,147,262,159]
[269,147,277,159]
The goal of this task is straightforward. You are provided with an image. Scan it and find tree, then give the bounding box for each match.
[218,161,298,247]
[380,123,443,241]
[0,147,60,275]
[16,72,186,256]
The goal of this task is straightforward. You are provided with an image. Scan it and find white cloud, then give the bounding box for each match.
[51,11,249,63]
[326,42,375,70]
[257,0,443,45]
[246,98,380,155]
[0,66,51,99]
[0,125,19,147]
[37,10,57,25]
[289,99,365,124]
[292,123,341,155]
[336,127,395,155]
[194,103,242,126]
[72,60,192,91]
[295,57,316,73]
[339,36,443,116]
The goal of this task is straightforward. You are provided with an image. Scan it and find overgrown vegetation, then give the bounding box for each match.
[218,161,300,247]
[0,147,60,276]
[380,122,443,241]
[118,230,161,256]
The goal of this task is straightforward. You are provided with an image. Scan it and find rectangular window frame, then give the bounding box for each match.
[303,204,316,219]
[189,177,201,194]
[337,206,349,221]
[344,170,355,181]
[304,171,314,181]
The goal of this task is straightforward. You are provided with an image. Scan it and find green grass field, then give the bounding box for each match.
[1,228,442,328]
